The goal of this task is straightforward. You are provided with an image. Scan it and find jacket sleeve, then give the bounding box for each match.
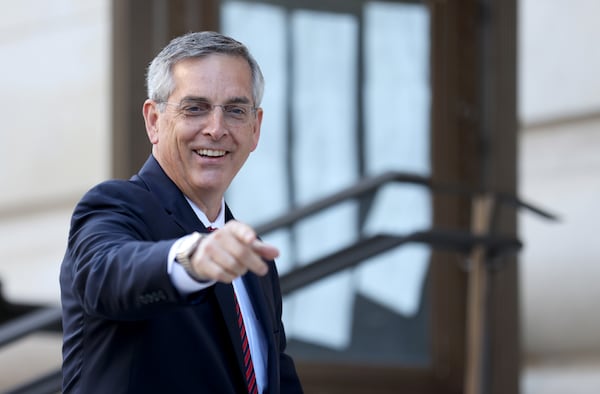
[61,180,195,321]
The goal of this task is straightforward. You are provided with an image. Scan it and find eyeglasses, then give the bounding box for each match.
[160,99,257,127]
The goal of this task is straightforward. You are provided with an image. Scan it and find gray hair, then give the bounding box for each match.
[146,31,264,107]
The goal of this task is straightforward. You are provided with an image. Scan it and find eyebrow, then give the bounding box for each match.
[180,96,252,105]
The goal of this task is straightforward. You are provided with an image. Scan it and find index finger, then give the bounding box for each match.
[251,239,280,261]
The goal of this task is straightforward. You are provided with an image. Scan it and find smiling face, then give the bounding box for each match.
[143,54,263,218]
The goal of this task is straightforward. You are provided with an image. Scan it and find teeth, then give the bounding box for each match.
[197,149,226,157]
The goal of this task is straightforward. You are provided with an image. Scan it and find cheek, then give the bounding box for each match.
[158,119,187,146]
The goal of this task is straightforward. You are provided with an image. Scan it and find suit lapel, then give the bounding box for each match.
[134,155,211,234]
[244,272,279,393]
[215,277,279,393]
[243,274,275,338]
[213,282,247,381]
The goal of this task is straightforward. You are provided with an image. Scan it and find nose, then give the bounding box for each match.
[202,107,228,139]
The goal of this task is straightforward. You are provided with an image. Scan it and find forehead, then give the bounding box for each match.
[169,54,253,101]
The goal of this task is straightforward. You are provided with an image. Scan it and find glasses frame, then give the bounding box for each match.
[158,98,258,127]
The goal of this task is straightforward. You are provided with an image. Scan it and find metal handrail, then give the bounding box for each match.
[5,370,62,394]
[0,306,62,394]
[280,230,522,295]
[254,170,557,236]
[0,307,62,348]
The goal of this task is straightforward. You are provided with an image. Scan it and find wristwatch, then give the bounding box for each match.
[175,231,205,281]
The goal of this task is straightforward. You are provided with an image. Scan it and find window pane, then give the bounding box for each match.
[355,1,432,364]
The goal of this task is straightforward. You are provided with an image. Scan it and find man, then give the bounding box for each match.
[60,31,303,394]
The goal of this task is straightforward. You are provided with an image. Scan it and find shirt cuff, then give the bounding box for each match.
[168,235,215,295]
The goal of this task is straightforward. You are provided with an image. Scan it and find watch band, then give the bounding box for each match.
[175,231,205,281]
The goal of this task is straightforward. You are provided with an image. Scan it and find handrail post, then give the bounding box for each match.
[464,193,495,394]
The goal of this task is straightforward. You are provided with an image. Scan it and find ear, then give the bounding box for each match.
[250,108,263,152]
[143,99,160,145]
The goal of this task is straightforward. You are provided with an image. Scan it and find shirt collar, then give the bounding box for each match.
[185,197,226,230]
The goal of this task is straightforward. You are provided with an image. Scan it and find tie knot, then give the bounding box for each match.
[206,226,217,232]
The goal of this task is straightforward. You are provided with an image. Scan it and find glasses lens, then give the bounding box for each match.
[175,100,254,126]
[223,105,251,122]
[180,100,211,116]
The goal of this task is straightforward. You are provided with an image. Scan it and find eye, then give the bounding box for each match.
[223,105,248,116]
[182,102,211,116]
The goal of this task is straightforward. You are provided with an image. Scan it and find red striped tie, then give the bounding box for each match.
[206,226,258,394]
[234,292,258,394]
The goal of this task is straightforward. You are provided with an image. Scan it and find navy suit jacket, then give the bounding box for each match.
[60,155,303,393]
